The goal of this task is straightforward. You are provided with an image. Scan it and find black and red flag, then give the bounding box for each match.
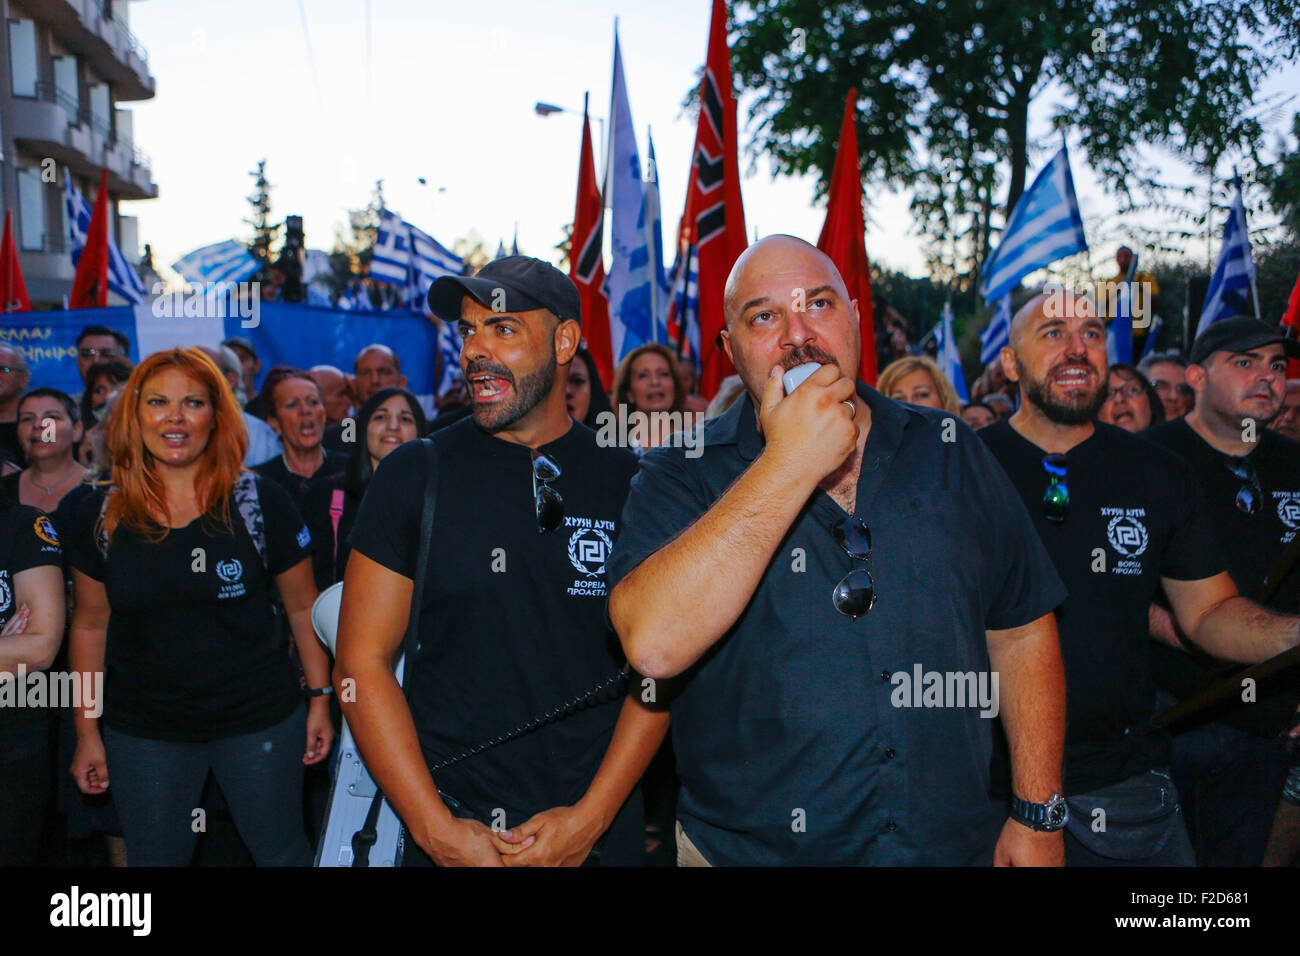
[679,0,748,399]
[570,96,614,390]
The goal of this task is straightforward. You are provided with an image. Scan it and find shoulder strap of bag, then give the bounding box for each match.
[329,487,346,569]
[352,437,438,867]
[1258,532,1300,607]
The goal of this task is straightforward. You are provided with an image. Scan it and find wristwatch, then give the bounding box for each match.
[1010,792,1069,832]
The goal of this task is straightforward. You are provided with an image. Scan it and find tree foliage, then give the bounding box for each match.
[244,159,278,273]
[729,0,1300,291]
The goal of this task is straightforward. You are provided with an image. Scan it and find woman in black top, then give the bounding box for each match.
[4,389,121,861]
[303,386,427,589]
[0,497,66,864]
[254,368,347,513]
[66,348,333,866]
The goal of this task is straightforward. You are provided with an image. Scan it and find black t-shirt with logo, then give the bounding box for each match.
[65,477,312,742]
[0,502,64,755]
[980,419,1227,794]
[347,419,639,832]
[1146,419,1300,736]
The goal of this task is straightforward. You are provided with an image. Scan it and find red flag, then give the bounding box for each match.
[816,90,877,385]
[685,0,748,399]
[0,211,31,313]
[570,104,614,390]
[69,169,110,309]
[1282,264,1300,380]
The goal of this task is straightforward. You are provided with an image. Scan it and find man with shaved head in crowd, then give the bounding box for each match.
[979,290,1300,866]
[608,235,1069,866]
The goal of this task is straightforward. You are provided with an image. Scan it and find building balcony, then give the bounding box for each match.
[10,83,157,200]
[22,0,155,102]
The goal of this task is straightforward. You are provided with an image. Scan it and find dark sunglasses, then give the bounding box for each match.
[1224,455,1262,516]
[832,516,875,619]
[531,453,564,533]
[1042,453,1069,524]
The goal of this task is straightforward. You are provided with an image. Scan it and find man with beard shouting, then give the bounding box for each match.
[979,291,1300,866]
[336,257,668,866]
[608,235,1070,866]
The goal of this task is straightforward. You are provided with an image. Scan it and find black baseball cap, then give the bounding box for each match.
[427,256,581,327]
[1189,315,1300,366]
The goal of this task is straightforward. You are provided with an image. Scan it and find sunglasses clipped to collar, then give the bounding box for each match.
[531,452,564,533]
[1224,455,1263,516]
[1041,453,1069,524]
[832,516,876,619]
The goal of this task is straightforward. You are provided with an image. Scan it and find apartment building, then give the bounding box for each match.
[1,0,157,307]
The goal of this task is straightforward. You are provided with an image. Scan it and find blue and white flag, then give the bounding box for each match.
[433,318,464,400]
[642,129,670,344]
[65,174,147,304]
[1140,315,1162,362]
[1107,249,1139,364]
[1200,179,1257,328]
[981,145,1088,302]
[980,295,1011,367]
[935,301,970,402]
[603,30,658,361]
[172,240,261,287]
[668,243,700,364]
[369,209,462,312]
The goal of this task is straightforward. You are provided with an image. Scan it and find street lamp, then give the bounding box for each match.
[533,100,604,146]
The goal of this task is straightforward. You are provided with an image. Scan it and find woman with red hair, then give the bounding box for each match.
[66,348,333,866]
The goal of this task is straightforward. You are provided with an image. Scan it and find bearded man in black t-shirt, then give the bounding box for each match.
[1145,316,1300,866]
[337,257,668,867]
[980,291,1300,867]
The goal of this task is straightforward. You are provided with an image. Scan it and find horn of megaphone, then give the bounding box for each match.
[311,581,345,655]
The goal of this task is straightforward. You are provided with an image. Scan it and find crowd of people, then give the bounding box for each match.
[0,242,1298,867]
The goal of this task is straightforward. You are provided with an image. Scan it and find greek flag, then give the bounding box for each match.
[370,209,463,312]
[434,318,464,399]
[668,243,700,364]
[935,301,970,401]
[980,295,1011,367]
[603,30,658,360]
[65,174,147,304]
[1200,179,1256,328]
[1107,250,1139,364]
[172,240,261,287]
[981,145,1088,302]
[643,129,670,344]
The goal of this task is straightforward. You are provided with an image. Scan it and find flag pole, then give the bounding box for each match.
[1235,168,1263,321]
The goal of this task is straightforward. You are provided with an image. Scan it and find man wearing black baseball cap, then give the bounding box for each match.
[1146,315,1300,865]
[336,256,668,866]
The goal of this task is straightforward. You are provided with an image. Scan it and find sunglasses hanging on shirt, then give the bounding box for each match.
[1224,455,1263,516]
[1041,453,1069,524]
[531,452,565,533]
[832,515,876,619]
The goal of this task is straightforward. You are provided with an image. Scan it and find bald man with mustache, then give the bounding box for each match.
[607,235,1070,866]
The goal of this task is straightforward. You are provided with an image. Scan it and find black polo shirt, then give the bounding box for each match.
[347,419,644,859]
[253,450,347,515]
[606,382,1066,865]
[1145,419,1300,736]
[980,420,1227,795]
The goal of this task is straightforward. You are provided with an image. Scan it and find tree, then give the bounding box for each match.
[245,159,279,274]
[729,0,1300,288]
[1263,113,1300,241]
